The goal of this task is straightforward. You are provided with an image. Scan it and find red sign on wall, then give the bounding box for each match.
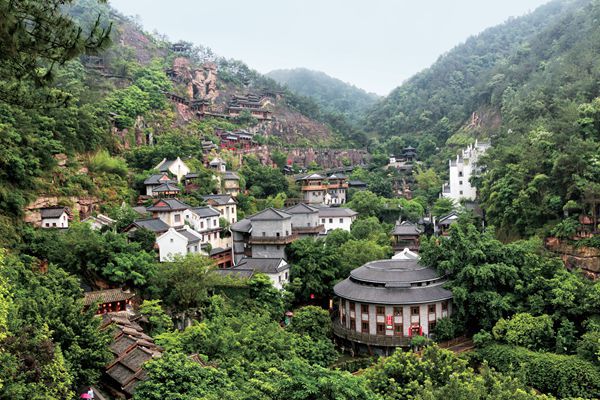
[386,315,393,328]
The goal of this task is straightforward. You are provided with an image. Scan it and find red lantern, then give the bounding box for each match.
[310,294,315,299]
[386,315,393,328]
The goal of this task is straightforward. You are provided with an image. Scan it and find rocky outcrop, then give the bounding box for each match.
[171,57,219,101]
[25,196,101,225]
[232,145,369,169]
[546,237,600,279]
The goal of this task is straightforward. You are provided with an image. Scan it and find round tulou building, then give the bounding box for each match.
[333,258,452,355]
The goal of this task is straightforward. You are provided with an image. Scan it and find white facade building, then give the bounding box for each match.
[235,257,290,290]
[156,226,205,262]
[40,207,70,229]
[202,194,237,225]
[155,157,190,183]
[147,198,191,228]
[441,140,490,202]
[318,207,358,233]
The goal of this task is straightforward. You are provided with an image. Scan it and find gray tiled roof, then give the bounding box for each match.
[191,206,220,218]
[157,159,176,172]
[152,182,181,192]
[249,207,291,221]
[176,228,201,244]
[317,207,358,218]
[146,198,190,212]
[284,203,319,214]
[224,171,240,180]
[391,221,422,236]
[40,207,68,218]
[130,218,170,233]
[350,259,440,284]
[202,194,237,206]
[236,257,288,274]
[333,259,452,305]
[231,218,251,233]
[143,173,172,185]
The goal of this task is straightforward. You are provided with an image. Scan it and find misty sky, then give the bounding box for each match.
[109,0,549,95]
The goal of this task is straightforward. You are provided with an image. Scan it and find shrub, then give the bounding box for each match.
[432,317,456,341]
[88,150,128,178]
[478,343,600,398]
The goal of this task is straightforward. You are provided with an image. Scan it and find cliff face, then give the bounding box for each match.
[546,238,600,279]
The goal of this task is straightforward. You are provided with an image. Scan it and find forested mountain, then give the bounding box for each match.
[365,0,600,239]
[267,68,379,124]
[364,0,592,142]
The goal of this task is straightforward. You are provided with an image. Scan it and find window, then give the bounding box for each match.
[214,233,217,239]
[174,214,181,223]
[45,223,50,227]
[322,218,326,223]
[349,302,355,312]
[286,230,289,236]
[201,221,204,229]
[213,219,217,226]
[361,304,369,314]
[329,218,333,223]
[285,272,289,279]
[170,238,174,243]
[441,301,448,311]
[276,232,280,237]
[376,323,385,335]
[459,180,463,185]
[458,171,463,177]
[429,321,437,332]
[394,323,403,336]
[376,306,385,315]
[459,190,463,195]
[339,218,343,223]
[393,307,403,316]
[262,232,266,236]
[350,318,356,330]
[361,322,369,333]
[428,304,436,313]
[278,275,282,282]
[411,306,420,316]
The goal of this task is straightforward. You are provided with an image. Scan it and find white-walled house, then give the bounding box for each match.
[187,206,229,249]
[156,226,205,262]
[235,257,290,290]
[202,194,237,225]
[318,207,358,233]
[146,199,191,228]
[441,140,490,202]
[155,157,190,183]
[40,206,71,229]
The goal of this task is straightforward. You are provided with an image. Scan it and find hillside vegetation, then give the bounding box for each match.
[268,68,379,125]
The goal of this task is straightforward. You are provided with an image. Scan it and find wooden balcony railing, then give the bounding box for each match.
[332,320,411,347]
[248,233,298,244]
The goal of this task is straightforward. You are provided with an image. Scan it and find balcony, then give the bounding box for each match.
[301,185,327,191]
[248,233,298,244]
[292,225,325,234]
[332,320,411,347]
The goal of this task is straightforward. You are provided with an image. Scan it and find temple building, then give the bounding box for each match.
[391,221,422,253]
[333,259,452,355]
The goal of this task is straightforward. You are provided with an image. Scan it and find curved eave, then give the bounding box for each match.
[333,278,453,305]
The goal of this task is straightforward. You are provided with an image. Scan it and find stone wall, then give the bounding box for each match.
[24,196,101,226]
[546,237,600,279]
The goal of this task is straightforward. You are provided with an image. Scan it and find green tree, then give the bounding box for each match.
[346,190,383,217]
[432,197,455,217]
[139,299,174,337]
[492,313,555,351]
